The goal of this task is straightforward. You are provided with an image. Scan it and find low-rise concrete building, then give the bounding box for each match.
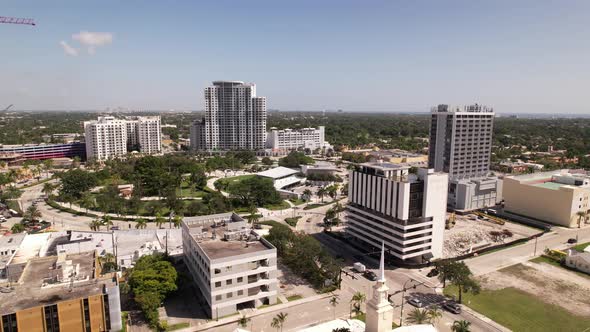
[565,250,590,274]
[0,233,26,279]
[504,170,590,227]
[449,176,503,212]
[0,251,122,331]
[182,213,278,318]
[256,166,302,189]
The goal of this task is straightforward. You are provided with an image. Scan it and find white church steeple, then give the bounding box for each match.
[365,242,394,332]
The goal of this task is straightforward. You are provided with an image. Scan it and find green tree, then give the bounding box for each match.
[135,218,148,229]
[317,187,327,203]
[271,312,288,332]
[237,315,250,328]
[23,204,42,222]
[57,169,98,199]
[154,212,166,229]
[42,182,56,198]
[261,157,273,166]
[452,320,472,332]
[278,151,314,168]
[447,262,481,303]
[350,292,366,316]
[227,176,281,207]
[406,308,429,324]
[576,210,587,228]
[326,185,338,201]
[80,191,95,214]
[89,218,102,231]
[11,223,25,233]
[102,215,113,230]
[427,307,443,324]
[172,214,183,228]
[329,295,339,320]
[302,189,313,202]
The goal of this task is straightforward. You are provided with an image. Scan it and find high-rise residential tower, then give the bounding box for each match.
[84,116,162,161]
[345,162,448,263]
[191,81,267,151]
[84,116,128,161]
[428,104,501,210]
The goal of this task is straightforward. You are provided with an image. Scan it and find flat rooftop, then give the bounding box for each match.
[0,251,114,315]
[533,182,567,190]
[360,162,411,171]
[256,166,300,179]
[198,240,271,260]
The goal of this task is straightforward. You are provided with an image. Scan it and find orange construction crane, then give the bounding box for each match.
[0,16,35,26]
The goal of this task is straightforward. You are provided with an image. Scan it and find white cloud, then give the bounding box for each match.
[72,31,113,54]
[59,40,78,56]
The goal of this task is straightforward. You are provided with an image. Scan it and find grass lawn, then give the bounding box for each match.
[214,175,255,190]
[531,255,590,280]
[303,202,329,210]
[573,241,590,252]
[286,294,303,301]
[444,285,590,332]
[176,181,207,198]
[164,322,190,331]
[289,198,306,206]
[285,216,302,227]
[120,312,128,332]
[264,200,291,210]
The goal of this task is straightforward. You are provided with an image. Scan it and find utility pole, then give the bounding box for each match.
[533,236,538,256]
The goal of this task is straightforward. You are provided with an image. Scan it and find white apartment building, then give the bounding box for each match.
[346,162,448,263]
[84,116,162,160]
[266,126,332,152]
[428,104,500,210]
[181,213,278,318]
[191,81,267,151]
[84,116,128,161]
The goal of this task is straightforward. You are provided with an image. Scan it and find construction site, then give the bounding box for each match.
[442,211,541,258]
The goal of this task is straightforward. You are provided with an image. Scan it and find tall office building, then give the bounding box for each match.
[191,81,267,151]
[428,104,501,210]
[84,116,128,161]
[346,162,448,263]
[84,116,162,161]
[428,104,494,179]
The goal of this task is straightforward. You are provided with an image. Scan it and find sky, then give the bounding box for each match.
[1,1,589,114]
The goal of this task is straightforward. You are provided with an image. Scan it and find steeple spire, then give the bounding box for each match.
[379,242,386,282]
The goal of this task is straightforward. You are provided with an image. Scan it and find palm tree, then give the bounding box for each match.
[102,215,113,230]
[317,187,327,203]
[24,204,42,223]
[11,223,25,233]
[271,312,288,332]
[350,292,366,317]
[237,315,250,328]
[452,320,472,332]
[80,192,95,214]
[576,210,587,228]
[89,218,102,231]
[135,218,148,229]
[327,185,338,201]
[302,189,313,202]
[427,307,443,324]
[406,308,430,324]
[172,214,183,228]
[154,212,166,229]
[42,182,56,198]
[329,295,339,320]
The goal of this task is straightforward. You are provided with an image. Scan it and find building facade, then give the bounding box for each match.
[503,170,590,227]
[0,251,122,332]
[428,104,500,210]
[191,81,267,151]
[181,213,278,318]
[0,142,86,162]
[84,116,128,161]
[84,116,162,160]
[346,163,448,263]
[266,126,331,152]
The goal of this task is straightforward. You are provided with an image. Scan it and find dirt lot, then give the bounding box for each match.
[480,261,590,316]
[443,213,540,258]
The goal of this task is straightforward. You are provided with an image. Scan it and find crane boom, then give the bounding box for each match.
[0,16,35,26]
[3,104,13,112]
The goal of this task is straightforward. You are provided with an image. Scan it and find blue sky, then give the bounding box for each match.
[1,1,589,113]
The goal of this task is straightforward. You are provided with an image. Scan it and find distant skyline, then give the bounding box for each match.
[1,1,590,114]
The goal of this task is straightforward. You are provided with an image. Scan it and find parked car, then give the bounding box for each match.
[426,269,439,277]
[353,262,366,273]
[363,271,378,281]
[443,301,462,314]
[408,298,424,308]
[567,238,578,244]
[110,226,120,230]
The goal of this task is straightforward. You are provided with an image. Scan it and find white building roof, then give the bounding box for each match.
[299,319,365,332]
[393,324,438,332]
[256,166,299,179]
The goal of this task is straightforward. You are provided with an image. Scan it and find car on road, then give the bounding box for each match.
[426,269,439,277]
[363,271,378,281]
[110,226,120,230]
[443,301,462,314]
[408,298,424,308]
[567,238,578,244]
